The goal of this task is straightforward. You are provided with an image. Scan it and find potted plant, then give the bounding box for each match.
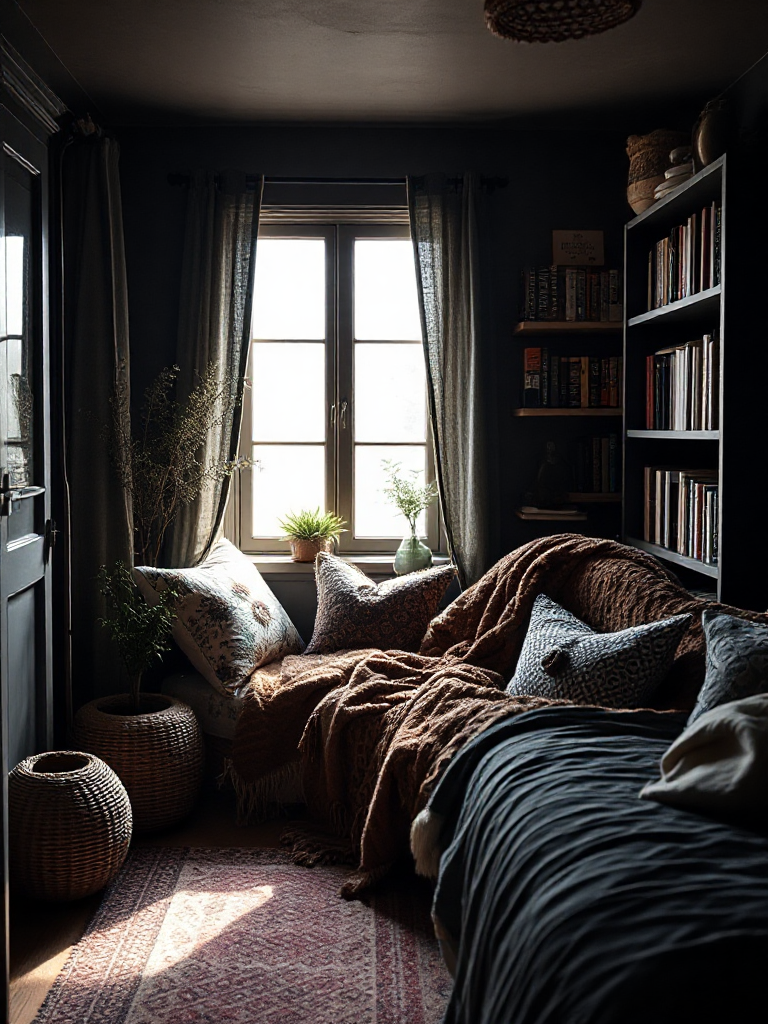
[278,507,347,562]
[382,460,439,575]
[72,561,204,832]
[110,362,250,567]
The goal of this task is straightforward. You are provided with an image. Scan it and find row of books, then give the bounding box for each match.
[645,332,720,431]
[643,466,719,565]
[572,433,620,494]
[520,265,623,322]
[647,201,722,310]
[523,348,623,408]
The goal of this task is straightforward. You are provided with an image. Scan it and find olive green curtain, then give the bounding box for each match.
[407,172,500,588]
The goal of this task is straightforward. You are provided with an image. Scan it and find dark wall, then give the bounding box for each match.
[117,121,680,567]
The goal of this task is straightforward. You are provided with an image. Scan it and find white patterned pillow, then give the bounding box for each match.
[506,594,692,708]
[134,539,304,696]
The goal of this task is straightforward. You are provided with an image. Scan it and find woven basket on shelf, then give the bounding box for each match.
[73,693,204,833]
[626,129,690,213]
[8,750,132,901]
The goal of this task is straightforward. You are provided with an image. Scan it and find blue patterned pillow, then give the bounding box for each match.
[687,609,768,725]
[506,594,692,708]
[134,539,304,696]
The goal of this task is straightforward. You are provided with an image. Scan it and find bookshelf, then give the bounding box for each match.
[512,319,623,527]
[622,153,768,610]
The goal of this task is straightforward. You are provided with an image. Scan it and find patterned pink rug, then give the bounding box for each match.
[35,847,451,1023]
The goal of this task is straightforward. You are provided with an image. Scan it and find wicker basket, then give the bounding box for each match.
[73,693,204,833]
[626,129,691,213]
[8,750,132,901]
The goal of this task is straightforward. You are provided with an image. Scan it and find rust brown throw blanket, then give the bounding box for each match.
[229,533,768,895]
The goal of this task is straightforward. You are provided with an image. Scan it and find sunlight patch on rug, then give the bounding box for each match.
[34,848,451,1024]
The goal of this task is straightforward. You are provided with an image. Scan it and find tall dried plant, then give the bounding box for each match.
[110,362,248,567]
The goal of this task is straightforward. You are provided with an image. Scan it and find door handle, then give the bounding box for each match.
[0,472,46,517]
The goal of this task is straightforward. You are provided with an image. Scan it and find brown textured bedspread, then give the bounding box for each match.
[229,533,768,893]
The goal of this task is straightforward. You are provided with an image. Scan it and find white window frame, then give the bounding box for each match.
[237,221,440,555]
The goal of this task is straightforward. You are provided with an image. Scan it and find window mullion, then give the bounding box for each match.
[336,226,354,549]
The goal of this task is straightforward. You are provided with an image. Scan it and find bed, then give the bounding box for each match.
[421,704,768,1024]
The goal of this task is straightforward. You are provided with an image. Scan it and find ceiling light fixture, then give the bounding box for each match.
[484,0,643,43]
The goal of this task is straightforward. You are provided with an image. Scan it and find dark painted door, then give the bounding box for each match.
[0,104,54,1021]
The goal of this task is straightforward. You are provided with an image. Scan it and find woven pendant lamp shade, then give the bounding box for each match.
[484,0,643,42]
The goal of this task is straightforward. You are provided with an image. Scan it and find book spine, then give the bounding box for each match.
[559,355,569,407]
[565,268,577,321]
[608,269,622,321]
[580,356,590,408]
[576,269,586,321]
[589,355,601,407]
[523,347,542,407]
[592,436,602,494]
[601,436,610,493]
[600,357,610,408]
[646,353,654,429]
[608,355,619,408]
[537,266,550,321]
[568,356,581,407]
[608,432,619,493]
[601,270,610,321]
[540,347,550,407]
[550,351,560,408]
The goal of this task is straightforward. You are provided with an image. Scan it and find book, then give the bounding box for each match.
[580,356,590,408]
[568,355,581,407]
[589,355,601,407]
[550,352,560,407]
[541,347,550,407]
[523,347,542,407]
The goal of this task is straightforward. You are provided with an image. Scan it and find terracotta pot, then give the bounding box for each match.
[288,536,334,562]
[626,129,689,214]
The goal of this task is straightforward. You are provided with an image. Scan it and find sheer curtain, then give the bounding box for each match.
[165,170,262,568]
[62,133,134,704]
[407,172,499,588]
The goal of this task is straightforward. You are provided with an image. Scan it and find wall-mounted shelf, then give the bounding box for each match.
[627,285,720,328]
[514,321,622,335]
[513,407,622,417]
[626,429,719,440]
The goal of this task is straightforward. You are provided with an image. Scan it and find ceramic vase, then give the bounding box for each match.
[394,526,432,575]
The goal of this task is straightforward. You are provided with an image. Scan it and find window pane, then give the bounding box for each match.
[355,444,428,538]
[251,444,325,538]
[355,239,421,341]
[252,239,325,340]
[251,342,325,442]
[355,343,426,443]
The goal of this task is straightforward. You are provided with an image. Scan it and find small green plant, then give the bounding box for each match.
[98,561,179,713]
[278,507,347,542]
[382,460,439,533]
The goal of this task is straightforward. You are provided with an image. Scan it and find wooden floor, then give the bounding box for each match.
[9,783,306,1024]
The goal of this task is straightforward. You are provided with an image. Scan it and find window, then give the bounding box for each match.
[238,222,439,554]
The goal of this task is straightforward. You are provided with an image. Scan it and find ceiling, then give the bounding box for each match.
[13,0,768,125]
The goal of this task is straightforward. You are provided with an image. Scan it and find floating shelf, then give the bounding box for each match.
[514,321,622,335]
[516,509,588,522]
[628,537,719,579]
[513,407,623,417]
[626,429,719,440]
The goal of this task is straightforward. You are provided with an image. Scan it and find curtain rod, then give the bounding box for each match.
[167,173,509,189]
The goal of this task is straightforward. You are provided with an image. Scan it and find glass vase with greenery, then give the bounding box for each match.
[382,460,438,574]
[278,507,347,562]
[97,561,179,713]
[110,362,249,567]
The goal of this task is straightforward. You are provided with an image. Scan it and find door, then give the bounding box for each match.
[0,106,53,1019]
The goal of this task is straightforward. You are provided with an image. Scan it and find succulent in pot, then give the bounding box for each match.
[278,508,347,562]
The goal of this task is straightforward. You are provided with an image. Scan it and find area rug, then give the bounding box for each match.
[34,847,452,1023]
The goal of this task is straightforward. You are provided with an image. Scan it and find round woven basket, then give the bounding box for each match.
[73,693,204,833]
[626,129,690,213]
[8,750,132,901]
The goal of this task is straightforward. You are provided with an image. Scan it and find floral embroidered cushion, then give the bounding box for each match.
[304,552,456,655]
[687,609,768,725]
[133,539,304,696]
[506,593,692,708]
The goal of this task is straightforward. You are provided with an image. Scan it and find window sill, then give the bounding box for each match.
[249,553,451,576]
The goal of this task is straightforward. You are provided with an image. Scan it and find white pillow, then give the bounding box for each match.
[134,539,304,696]
[640,693,768,825]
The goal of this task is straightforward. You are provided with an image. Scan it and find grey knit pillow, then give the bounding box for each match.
[687,609,768,726]
[305,552,456,654]
[506,594,692,708]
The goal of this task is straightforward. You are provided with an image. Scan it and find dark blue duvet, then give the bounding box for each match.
[429,706,768,1024]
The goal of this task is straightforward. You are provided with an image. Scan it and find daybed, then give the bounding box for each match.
[157,533,768,1022]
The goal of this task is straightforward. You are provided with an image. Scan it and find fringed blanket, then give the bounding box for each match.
[228,533,768,894]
